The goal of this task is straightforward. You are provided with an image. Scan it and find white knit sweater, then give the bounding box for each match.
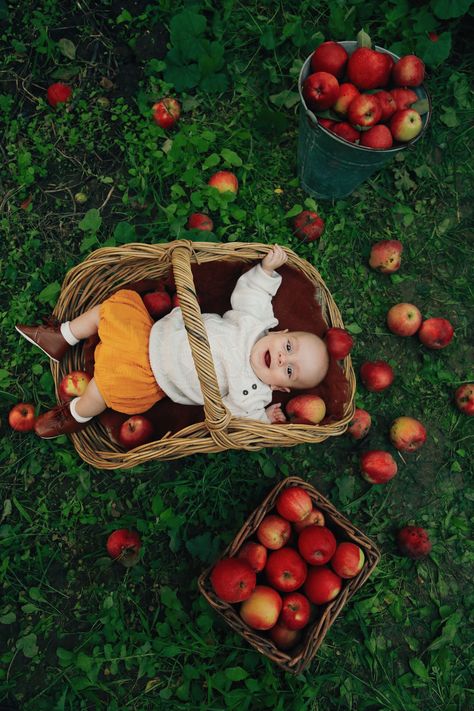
[148,264,282,422]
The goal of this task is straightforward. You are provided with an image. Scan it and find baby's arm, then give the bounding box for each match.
[265,402,287,424]
[261,244,288,275]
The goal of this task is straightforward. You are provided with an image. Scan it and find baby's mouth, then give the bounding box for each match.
[265,350,271,367]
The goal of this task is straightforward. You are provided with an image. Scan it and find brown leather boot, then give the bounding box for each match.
[16,319,71,362]
[34,402,90,439]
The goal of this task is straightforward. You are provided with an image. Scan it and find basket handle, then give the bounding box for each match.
[170,242,233,439]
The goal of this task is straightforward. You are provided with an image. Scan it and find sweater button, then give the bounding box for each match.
[252,384,257,390]
[242,389,248,395]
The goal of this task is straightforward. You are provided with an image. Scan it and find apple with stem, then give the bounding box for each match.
[303,71,340,111]
[280,592,311,630]
[292,210,325,241]
[347,94,382,129]
[152,98,181,129]
[390,416,427,452]
[387,303,422,337]
[106,529,141,567]
[119,415,154,450]
[264,547,308,592]
[8,402,36,432]
[256,514,291,550]
[390,109,422,142]
[210,557,256,603]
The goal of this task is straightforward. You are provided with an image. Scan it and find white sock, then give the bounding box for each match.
[69,397,92,423]
[60,321,80,346]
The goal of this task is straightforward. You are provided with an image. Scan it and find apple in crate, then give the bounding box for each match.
[360,360,394,392]
[240,585,282,630]
[418,317,454,349]
[298,525,337,566]
[280,592,311,630]
[390,88,418,111]
[369,239,403,273]
[390,417,426,452]
[390,109,422,142]
[360,450,398,484]
[286,394,326,424]
[210,557,256,603]
[256,514,291,550]
[293,507,325,533]
[347,94,382,129]
[331,542,365,578]
[143,290,172,319]
[237,541,267,573]
[304,567,342,605]
[292,210,325,241]
[8,402,36,432]
[325,327,353,359]
[269,622,302,651]
[276,486,312,522]
[387,303,422,336]
[392,55,425,87]
[119,415,154,450]
[59,371,92,400]
[455,383,474,416]
[310,41,348,79]
[208,170,238,194]
[265,547,308,592]
[347,47,392,89]
[347,408,371,440]
[397,526,432,559]
[187,213,213,231]
[106,529,141,567]
[302,71,340,111]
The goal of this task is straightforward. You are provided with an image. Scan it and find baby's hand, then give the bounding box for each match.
[262,244,288,274]
[266,402,287,424]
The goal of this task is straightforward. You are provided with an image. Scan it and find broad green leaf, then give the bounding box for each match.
[416,33,452,66]
[113,221,136,244]
[225,666,249,681]
[170,10,206,43]
[285,204,304,218]
[221,149,242,167]
[270,89,300,109]
[260,27,276,50]
[202,153,221,170]
[440,106,459,127]
[58,38,76,59]
[0,611,16,624]
[409,657,430,680]
[346,322,363,334]
[16,633,39,658]
[200,72,228,93]
[432,0,473,19]
[78,208,102,234]
[164,62,200,91]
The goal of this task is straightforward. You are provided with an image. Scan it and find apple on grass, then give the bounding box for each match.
[360,360,394,392]
[298,525,337,566]
[390,417,427,452]
[302,71,339,111]
[392,54,425,87]
[304,567,341,605]
[310,41,348,79]
[390,109,422,142]
[208,170,238,194]
[59,371,92,401]
[187,213,213,231]
[237,541,267,573]
[293,507,325,533]
[360,450,398,484]
[331,542,365,578]
[369,239,403,273]
[325,327,354,359]
[47,82,72,107]
[347,47,392,90]
[454,383,474,416]
[119,415,154,450]
[143,290,172,319]
[264,547,308,592]
[256,514,291,550]
[286,394,326,424]
[269,622,302,651]
[347,408,372,440]
[360,125,393,150]
[240,585,282,630]
[280,592,311,630]
[276,486,312,522]
[347,94,382,129]
[210,557,256,603]
[152,98,180,129]
[292,210,325,241]
[8,402,36,432]
[397,526,432,559]
[387,303,422,336]
[106,529,141,567]
[418,317,454,349]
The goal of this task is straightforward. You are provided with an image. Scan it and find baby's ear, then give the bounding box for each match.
[271,385,290,393]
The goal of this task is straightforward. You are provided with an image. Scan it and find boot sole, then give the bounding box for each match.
[15,325,60,362]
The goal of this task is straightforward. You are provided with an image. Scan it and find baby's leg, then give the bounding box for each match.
[69,305,101,340]
[73,377,106,418]
[34,377,106,438]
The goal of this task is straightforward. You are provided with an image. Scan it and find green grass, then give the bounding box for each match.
[1,1,473,709]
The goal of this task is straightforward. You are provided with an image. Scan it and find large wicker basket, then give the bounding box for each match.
[198,476,381,674]
[51,241,356,469]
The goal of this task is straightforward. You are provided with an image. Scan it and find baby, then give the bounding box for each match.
[16,245,329,438]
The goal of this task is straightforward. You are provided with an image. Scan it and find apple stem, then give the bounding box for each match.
[357,29,372,49]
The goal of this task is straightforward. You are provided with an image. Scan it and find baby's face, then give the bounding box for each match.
[250,330,329,391]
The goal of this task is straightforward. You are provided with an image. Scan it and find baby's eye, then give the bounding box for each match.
[286,340,291,352]
[287,366,293,378]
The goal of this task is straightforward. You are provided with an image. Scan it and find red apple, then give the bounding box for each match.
[310,41,348,79]
[330,122,361,144]
[454,383,474,416]
[333,83,360,116]
[325,327,354,359]
[237,541,267,573]
[304,567,341,605]
[347,94,382,129]
[59,370,92,401]
[390,109,422,142]
[302,71,340,111]
[347,48,392,90]
[280,592,311,630]
[118,415,154,450]
[360,360,394,392]
[389,88,418,111]
[397,526,432,559]
[369,239,403,273]
[390,416,427,452]
[360,124,393,149]
[187,213,213,231]
[269,622,302,650]
[331,542,365,578]
[265,547,307,592]
[210,557,256,603]
[276,486,312,522]
[8,402,36,432]
[256,514,291,550]
[292,210,325,241]
[143,290,172,319]
[418,318,454,349]
[347,408,372,440]
[47,82,72,107]
[106,529,141,567]
[240,585,282,630]
[208,170,238,194]
[360,450,398,484]
[387,303,422,336]
[392,54,425,87]
[374,90,397,121]
[318,118,336,130]
[286,394,326,424]
[298,525,337,566]
[152,98,181,129]
[293,508,325,533]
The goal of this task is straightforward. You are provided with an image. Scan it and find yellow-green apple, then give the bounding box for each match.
[265,547,308,592]
[318,117,336,131]
[119,415,154,449]
[302,71,340,111]
[347,408,371,439]
[330,121,360,143]
[360,360,394,392]
[276,486,312,522]
[390,416,427,452]
[369,239,403,273]
[280,591,311,630]
[8,402,36,432]
[298,525,337,566]
[106,529,141,567]
[304,566,341,605]
[292,210,325,241]
[387,303,422,336]
[59,371,92,401]
[256,514,291,550]
[392,54,425,87]
[390,109,422,142]
[333,83,359,116]
[331,542,365,578]
[237,541,267,573]
[46,82,72,107]
[310,41,348,79]
[187,213,213,231]
[360,450,398,484]
[208,170,238,194]
[240,585,282,630]
[210,557,256,603]
[325,327,354,359]
[293,507,325,533]
[286,394,326,424]
[454,383,474,416]
[152,98,181,129]
[347,94,382,129]
[143,290,172,319]
[347,48,392,89]
[360,124,393,149]
[269,621,302,650]
[374,90,397,121]
[418,317,454,349]
[397,526,432,559]
[389,88,418,110]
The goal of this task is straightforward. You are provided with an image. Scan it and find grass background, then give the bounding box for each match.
[0,1,473,709]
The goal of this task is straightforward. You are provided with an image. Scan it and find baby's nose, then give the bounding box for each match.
[278,351,286,366]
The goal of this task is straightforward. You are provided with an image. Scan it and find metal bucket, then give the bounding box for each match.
[297,41,431,200]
